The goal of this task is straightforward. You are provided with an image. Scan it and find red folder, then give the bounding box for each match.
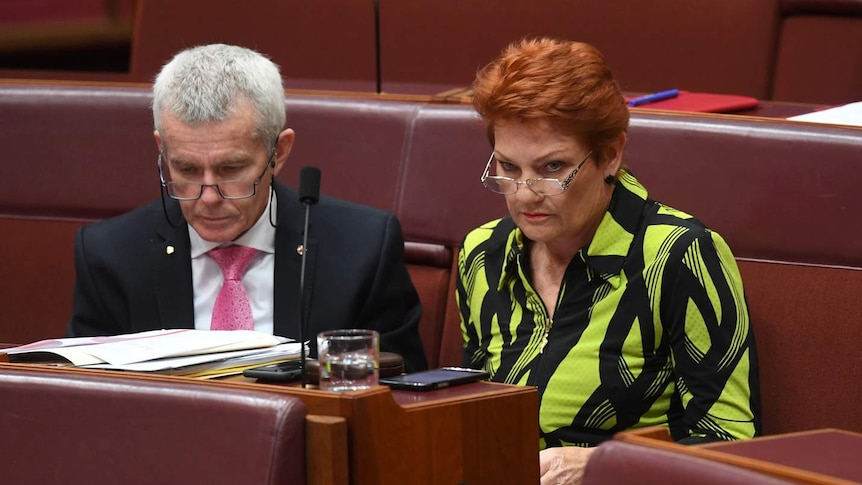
[626,90,759,113]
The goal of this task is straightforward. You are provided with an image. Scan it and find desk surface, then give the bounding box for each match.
[617,426,862,485]
[702,429,862,483]
[428,86,827,119]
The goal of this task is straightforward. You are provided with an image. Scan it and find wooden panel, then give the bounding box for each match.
[306,415,349,485]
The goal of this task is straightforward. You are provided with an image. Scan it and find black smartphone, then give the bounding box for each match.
[379,367,490,391]
[242,360,304,382]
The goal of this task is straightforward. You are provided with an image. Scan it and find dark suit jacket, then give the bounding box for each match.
[68,182,427,372]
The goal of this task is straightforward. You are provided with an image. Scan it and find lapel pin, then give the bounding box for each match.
[296,245,304,255]
[166,245,175,255]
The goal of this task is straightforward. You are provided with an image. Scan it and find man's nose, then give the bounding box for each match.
[199,183,223,203]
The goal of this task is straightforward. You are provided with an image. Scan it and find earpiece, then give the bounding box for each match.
[604,174,615,185]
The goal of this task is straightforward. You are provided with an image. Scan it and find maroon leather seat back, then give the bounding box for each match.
[0,84,417,219]
[0,218,82,343]
[128,0,377,91]
[379,0,780,98]
[619,113,862,435]
[396,104,503,247]
[405,242,453,368]
[0,365,307,485]
[396,104,502,367]
[584,440,795,484]
[0,82,155,343]
[7,0,862,105]
[0,83,155,220]
[772,0,862,104]
[277,95,417,214]
[627,112,862,267]
[739,260,862,435]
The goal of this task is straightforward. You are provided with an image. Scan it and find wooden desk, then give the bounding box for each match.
[232,376,540,485]
[701,429,862,484]
[0,362,539,485]
[616,426,862,485]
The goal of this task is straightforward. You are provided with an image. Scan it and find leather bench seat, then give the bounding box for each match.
[2,81,861,437]
[0,364,307,485]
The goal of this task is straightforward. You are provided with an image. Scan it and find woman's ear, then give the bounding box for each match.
[603,132,627,177]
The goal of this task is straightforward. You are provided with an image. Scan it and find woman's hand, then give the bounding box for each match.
[539,446,596,485]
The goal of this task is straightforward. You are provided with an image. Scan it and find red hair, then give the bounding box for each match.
[472,37,629,162]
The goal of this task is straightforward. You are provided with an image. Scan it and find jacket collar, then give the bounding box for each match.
[500,171,650,288]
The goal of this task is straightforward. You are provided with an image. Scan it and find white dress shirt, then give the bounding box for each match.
[189,192,276,334]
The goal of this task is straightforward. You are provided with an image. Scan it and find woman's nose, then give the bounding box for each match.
[512,180,545,201]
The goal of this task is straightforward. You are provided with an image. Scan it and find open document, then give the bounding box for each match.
[1,329,305,379]
[788,101,862,128]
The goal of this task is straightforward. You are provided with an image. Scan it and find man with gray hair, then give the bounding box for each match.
[67,44,427,372]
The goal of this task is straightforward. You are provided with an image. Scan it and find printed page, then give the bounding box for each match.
[2,329,286,366]
[1,330,184,365]
[84,341,303,373]
[84,329,286,365]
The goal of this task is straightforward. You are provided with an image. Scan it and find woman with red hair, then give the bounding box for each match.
[458,37,761,485]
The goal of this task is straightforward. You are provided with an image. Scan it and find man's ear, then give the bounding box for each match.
[154,130,163,152]
[272,128,295,176]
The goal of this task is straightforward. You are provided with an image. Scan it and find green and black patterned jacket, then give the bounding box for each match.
[457,171,761,447]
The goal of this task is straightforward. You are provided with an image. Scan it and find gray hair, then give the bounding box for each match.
[152,44,286,150]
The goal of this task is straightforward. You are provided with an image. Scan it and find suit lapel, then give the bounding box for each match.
[152,199,195,329]
[273,182,318,340]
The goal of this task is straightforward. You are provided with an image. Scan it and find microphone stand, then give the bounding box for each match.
[374,0,381,94]
[299,202,311,388]
[297,166,321,388]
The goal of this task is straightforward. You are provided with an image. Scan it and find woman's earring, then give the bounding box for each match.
[604,174,615,185]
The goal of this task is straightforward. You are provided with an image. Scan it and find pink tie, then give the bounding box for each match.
[209,245,258,331]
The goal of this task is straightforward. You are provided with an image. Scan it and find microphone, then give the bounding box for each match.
[299,166,321,205]
[298,166,321,388]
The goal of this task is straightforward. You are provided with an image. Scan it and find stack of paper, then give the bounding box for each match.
[1,329,304,379]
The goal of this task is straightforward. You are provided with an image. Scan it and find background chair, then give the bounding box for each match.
[128,0,378,91]
[0,364,307,485]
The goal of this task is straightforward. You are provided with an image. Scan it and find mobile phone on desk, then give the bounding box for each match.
[379,367,490,391]
[243,360,304,382]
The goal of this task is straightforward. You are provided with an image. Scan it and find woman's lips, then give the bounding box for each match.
[522,212,549,221]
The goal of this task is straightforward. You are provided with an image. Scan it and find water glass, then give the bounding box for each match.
[317,329,379,391]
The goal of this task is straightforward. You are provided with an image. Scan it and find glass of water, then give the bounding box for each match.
[317,329,379,391]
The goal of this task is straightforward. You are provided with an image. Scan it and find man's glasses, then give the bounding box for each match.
[158,149,275,201]
[480,151,592,196]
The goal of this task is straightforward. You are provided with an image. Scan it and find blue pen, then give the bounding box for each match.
[627,89,680,107]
